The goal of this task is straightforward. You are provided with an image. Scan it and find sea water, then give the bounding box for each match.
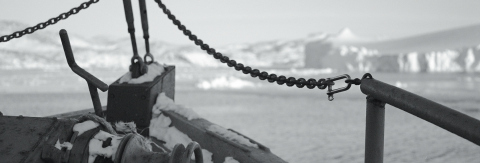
[0,68,479,163]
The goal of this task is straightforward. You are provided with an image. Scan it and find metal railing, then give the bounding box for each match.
[360,78,480,163]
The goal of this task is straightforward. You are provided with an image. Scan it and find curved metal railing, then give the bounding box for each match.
[360,77,480,163]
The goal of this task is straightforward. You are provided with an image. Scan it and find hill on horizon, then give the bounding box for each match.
[1,20,480,73]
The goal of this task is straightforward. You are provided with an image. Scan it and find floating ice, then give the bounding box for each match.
[119,62,165,84]
[224,157,240,163]
[207,125,258,148]
[465,49,475,72]
[398,52,420,73]
[394,81,408,88]
[196,76,256,90]
[425,50,462,72]
[73,120,99,136]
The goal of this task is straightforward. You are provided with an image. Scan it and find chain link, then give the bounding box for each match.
[154,0,360,100]
[0,0,100,43]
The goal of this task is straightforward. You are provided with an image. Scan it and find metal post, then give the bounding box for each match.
[139,0,154,64]
[365,95,385,163]
[87,82,103,117]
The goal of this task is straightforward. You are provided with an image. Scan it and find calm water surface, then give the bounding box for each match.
[0,68,479,163]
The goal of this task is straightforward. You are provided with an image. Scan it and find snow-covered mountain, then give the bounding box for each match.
[0,20,309,70]
[1,20,480,73]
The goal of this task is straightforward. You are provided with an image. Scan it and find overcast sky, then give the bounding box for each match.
[1,0,480,46]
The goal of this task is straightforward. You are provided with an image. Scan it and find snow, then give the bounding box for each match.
[335,28,358,40]
[72,120,123,163]
[119,62,165,84]
[196,76,257,90]
[224,157,240,163]
[150,92,214,163]
[207,125,258,148]
[54,139,73,150]
[150,114,214,163]
[328,27,372,43]
[73,120,99,136]
[150,114,193,149]
[87,130,123,163]
[153,92,201,120]
[201,149,214,163]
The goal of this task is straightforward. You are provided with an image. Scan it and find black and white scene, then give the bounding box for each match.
[0,0,479,163]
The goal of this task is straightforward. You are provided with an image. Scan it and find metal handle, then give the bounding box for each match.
[59,29,108,117]
[186,142,203,163]
[60,29,109,91]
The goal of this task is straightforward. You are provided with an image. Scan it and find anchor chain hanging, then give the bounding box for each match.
[0,0,100,43]
[154,0,364,101]
[122,0,155,78]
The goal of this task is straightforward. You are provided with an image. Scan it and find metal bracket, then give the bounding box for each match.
[326,74,352,101]
[123,0,148,78]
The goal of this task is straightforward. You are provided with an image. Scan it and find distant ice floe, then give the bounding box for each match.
[425,50,463,72]
[394,81,408,88]
[196,76,258,90]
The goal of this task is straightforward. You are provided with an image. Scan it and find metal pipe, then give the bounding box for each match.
[361,78,480,146]
[60,29,109,91]
[88,82,103,117]
[138,0,154,64]
[139,0,150,53]
[365,96,385,163]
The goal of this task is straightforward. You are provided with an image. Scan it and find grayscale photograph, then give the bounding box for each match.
[0,0,479,162]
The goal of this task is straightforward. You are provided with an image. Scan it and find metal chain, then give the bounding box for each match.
[154,0,362,100]
[0,0,100,43]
